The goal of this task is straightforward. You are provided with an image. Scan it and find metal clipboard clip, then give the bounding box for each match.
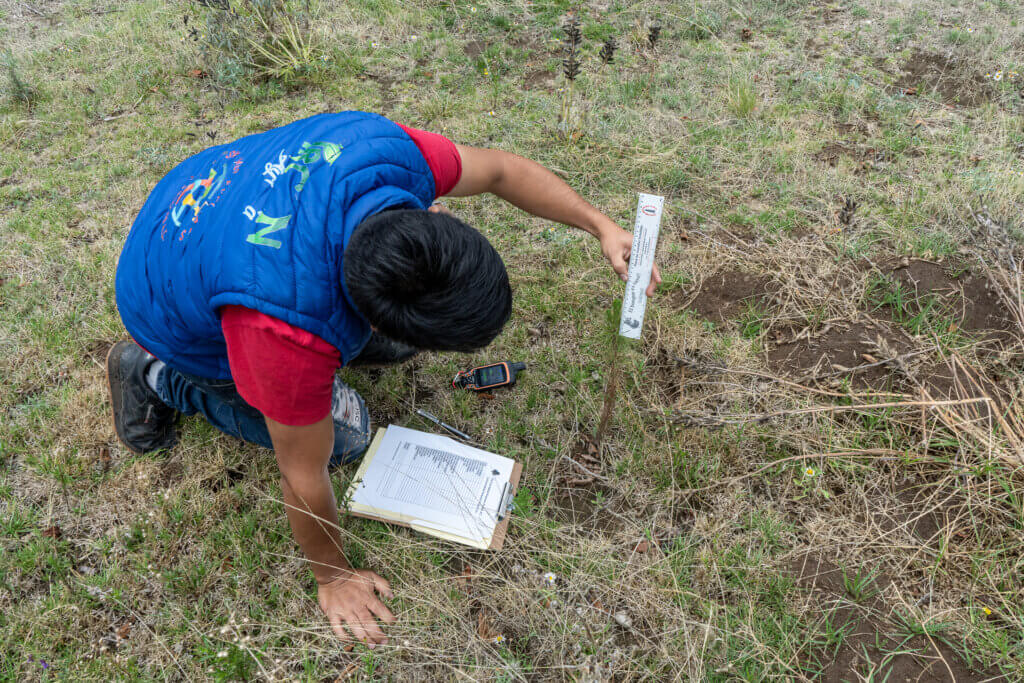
[495,481,515,522]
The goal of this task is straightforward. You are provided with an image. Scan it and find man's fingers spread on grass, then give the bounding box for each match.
[354,608,388,645]
[329,611,351,642]
[368,596,397,624]
[342,612,372,647]
[370,572,393,599]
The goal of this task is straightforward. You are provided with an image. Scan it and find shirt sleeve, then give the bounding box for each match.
[396,123,463,197]
[220,305,341,426]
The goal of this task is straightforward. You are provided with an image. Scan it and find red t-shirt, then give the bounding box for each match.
[222,124,462,425]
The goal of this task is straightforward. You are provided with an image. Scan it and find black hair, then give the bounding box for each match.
[343,209,512,352]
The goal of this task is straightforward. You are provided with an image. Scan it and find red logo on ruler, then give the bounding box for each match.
[641,204,657,216]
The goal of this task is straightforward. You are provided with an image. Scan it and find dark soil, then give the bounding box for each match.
[893,50,992,107]
[684,269,774,323]
[523,68,555,91]
[549,484,620,534]
[84,339,113,365]
[204,464,246,493]
[785,553,1006,682]
[509,30,550,56]
[766,319,910,389]
[887,259,1016,334]
[648,346,686,405]
[834,121,872,138]
[159,455,185,486]
[849,479,964,545]
[463,39,489,59]
[814,141,895,168]
[363,73,398,113]
[893,482,964,544]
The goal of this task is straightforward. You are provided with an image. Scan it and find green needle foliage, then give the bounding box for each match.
[2,50,37,108]
[190,0,323,87]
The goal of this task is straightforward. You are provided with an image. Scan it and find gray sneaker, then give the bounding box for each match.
[329,378,371,466]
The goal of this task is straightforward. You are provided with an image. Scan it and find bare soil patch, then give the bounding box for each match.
[785,553,1005,681]
[549,483,620,534]
[84,339,113,365]
[463,39,489,59]
[893,50,992,107]
[766,319,910,388]
[523,68,555,91]
[894,260,1014,333]
[892,482,963,544]
[814,141,895,169]
[684,269,773,323]
[648,346,687,405]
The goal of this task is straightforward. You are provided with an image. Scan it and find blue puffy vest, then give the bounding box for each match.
[115,111,435,379]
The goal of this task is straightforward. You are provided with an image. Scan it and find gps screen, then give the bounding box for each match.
[476,365,507,386]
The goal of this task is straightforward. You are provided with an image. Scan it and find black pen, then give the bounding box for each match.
[415,409,474,442]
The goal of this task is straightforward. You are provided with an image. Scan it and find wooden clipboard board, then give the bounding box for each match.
[343,428,522,550]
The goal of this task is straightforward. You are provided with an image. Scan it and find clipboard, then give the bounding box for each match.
[343,428,523,550]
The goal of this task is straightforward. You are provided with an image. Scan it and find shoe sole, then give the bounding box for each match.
[106,340,144,455]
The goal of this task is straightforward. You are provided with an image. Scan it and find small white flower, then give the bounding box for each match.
[994,70,1003,81]
[543,572,557,586]
[217,650,228,658]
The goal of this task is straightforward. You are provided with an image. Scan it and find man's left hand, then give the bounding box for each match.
[598,223,662,296]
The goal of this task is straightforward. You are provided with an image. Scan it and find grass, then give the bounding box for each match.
[2,0,1024,680]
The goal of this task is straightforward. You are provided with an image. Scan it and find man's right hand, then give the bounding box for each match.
[317,569,396,647]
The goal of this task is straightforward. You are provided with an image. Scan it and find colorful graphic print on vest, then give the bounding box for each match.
[245,140,344,248]
[160,150,245,243]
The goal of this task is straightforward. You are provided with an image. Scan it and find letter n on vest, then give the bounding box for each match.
[246,212,291,249]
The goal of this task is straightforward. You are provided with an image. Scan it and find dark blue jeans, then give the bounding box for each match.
[152,334,416,467]
[154,369,370,467]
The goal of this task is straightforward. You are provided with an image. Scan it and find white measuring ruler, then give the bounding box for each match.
[618,193,664,339]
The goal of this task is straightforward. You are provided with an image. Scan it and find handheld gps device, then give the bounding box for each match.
[452,362,527,392]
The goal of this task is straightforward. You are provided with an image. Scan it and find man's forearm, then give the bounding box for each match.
[490,154,616,237]
[280,470,351,583]
[268,415,351,584]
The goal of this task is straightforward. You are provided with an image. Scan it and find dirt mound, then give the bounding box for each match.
[685,269,773,323]
[767,320,909,388]
[894,50,992,107]
[647,346,686,405]
[887,259,1017,334]
[785,553,1005,681]
[550,484,620,534]
[463,39,489,58]
[523,68,555,90]
[814,142,894,168]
